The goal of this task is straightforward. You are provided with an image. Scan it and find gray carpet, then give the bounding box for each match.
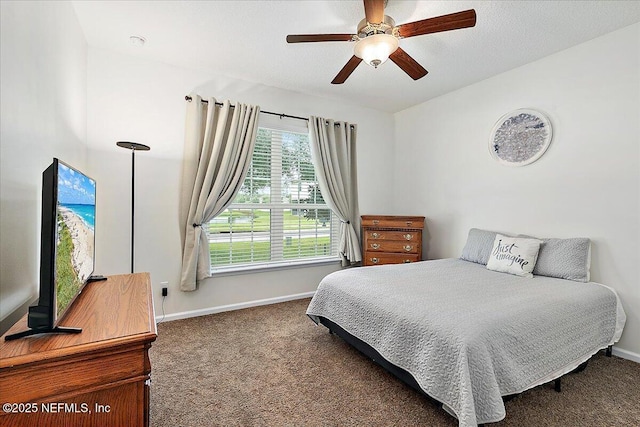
[149,298,639,426]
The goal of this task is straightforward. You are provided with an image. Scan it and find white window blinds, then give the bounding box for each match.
[208,121,339,270]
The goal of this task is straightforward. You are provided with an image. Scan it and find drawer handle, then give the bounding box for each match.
[371,232,380,239]
[403,233,413,241]
[370,243,380,249]
[373,220,379,225]
[405,221,413,226]
[403,259,412,263]
[403,245,413,252]
[371,257,379,264]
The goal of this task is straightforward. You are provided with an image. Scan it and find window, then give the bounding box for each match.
[208,118,339,271]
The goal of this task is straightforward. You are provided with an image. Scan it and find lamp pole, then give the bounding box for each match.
[116,141,150,273]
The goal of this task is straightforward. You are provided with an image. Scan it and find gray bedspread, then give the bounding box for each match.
[306,258,625,426]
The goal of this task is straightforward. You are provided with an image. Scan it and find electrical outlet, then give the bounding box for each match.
[161,281,168,297]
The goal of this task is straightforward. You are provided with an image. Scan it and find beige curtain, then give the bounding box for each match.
[308,116,361,266]
[179,95,260,291]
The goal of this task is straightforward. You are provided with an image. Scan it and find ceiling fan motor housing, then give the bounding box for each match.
[356,15,397,39]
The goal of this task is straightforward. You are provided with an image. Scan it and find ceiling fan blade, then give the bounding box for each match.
[389,47,428,80]
[286,34,353,43]
[398,9,476,38]
[331,56,363,84]
[363,0,385,24]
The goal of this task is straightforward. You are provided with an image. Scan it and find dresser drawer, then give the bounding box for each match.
[364,253,420,266]
[364,240,420,254]
[361,216,424,229]
[365,230,420,242]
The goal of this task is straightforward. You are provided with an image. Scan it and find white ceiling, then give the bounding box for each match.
[71,1,640,113]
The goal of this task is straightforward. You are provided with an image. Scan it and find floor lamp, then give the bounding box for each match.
[116,141,151,273]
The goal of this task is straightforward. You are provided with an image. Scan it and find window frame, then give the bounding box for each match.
[208,115,341,275]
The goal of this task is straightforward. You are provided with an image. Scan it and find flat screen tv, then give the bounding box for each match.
[6,158,103,341]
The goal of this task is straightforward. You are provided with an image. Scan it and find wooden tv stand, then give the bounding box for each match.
[0,273,157,427]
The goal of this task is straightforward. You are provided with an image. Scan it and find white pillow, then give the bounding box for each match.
[486,234,542,278]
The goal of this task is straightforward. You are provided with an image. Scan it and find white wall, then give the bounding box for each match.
[0,1,87,332]
[86,48,395,317]
[393,24,640,355]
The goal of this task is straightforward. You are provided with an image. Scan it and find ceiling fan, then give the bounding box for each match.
[286,0,476,84]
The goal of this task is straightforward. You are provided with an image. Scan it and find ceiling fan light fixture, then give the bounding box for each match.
[354,34,398,68]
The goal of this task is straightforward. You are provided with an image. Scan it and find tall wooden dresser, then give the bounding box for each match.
[361,215,425,266]
[0,273,157,427]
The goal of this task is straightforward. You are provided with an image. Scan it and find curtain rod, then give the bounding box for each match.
[185,95,307,122]
[184,95,354,129]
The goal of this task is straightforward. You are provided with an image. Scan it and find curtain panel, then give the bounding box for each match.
[308,116,362,266]
[179,95,260,291]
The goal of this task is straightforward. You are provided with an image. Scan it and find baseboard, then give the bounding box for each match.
[156,291,315,323]
[612,346,640,363]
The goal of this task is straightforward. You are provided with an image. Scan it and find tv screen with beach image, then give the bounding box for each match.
[56,162,96,319]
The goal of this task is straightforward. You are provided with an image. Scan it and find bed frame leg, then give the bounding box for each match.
[572,360,589,373]
[554,378,561,393]
[606,345,612,357]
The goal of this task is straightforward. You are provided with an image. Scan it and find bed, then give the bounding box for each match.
[306,231,626,427]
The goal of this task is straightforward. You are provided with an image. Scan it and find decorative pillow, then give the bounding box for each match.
[520,236,591,282]
[460,228,500,265]
[486,234,542,278]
